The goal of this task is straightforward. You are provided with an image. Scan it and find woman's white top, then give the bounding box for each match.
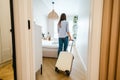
[58,20,69,38]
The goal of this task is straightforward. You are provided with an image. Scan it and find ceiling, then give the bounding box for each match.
[33,0,90,17]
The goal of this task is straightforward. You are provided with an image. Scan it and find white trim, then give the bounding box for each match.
[78,52,87,71]
[79,54,87,71]
[87,0,103,80]
[75,46,87,71]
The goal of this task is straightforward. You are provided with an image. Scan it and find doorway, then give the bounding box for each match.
[33,0,90,80]
[0,0,17,80]
[11,0,104,80]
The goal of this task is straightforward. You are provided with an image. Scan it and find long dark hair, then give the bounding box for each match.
[58,13,66,27]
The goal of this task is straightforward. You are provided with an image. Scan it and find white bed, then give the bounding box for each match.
[42,39,73,58]
[42,40,58,58]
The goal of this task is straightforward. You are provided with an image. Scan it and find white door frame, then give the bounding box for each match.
[87,0,103,80]
[13,0,103,80]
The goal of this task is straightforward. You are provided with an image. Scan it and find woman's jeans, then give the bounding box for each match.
[58,36,68,57]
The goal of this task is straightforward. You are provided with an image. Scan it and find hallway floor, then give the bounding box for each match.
[0,46,86,80]
[36,46,86,80]
[0,60,14,80]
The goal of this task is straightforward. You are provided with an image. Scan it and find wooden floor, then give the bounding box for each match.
[0,46,86,80]
[36,46,86,80]
[0,61,14,80]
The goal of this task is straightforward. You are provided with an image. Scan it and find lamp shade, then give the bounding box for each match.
[48,9,59,19]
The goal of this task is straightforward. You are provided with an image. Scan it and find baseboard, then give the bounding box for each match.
[74,46,87,71]
[78,53,87,71]
[0,59,12,67]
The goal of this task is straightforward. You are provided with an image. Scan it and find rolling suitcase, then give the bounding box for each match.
[55,40,74,76]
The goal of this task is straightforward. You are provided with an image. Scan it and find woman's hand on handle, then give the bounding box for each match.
[69,38,73,41]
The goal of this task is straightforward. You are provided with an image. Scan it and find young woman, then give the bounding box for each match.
[57,13,72,57]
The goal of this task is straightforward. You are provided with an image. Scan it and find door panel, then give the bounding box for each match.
[0,0,12,63]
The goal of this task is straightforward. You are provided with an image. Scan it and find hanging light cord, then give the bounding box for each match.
[52,1,54,4]
[52,2,54,10]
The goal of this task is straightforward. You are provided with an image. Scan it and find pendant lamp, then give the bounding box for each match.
[48,2,59,19]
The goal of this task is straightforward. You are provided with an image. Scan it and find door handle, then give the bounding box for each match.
[10,29,12,32]
[28,20,30,30]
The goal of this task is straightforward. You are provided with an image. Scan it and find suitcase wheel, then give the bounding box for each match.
[65,70,70,76]
[55,67,60,73]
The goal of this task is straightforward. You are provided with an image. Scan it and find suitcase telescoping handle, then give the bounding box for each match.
[70,40,74,52]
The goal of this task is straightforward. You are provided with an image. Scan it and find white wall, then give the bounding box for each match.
[33,0,48,34]
[47,19,54,37]
[74,0,90,71]
[76,17,89,70]
[33,0,58,37]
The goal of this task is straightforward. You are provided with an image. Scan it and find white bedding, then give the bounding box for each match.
[42,40,58,58]
[42,39,73,58]
[42,40,58,49]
